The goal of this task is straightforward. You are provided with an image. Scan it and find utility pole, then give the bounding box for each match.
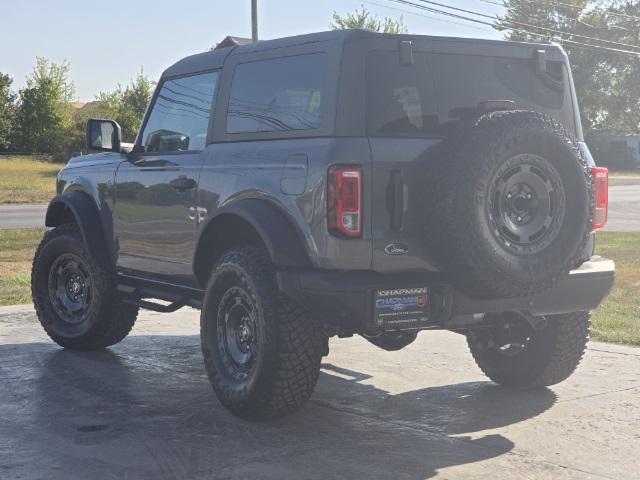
[251,0,258,43]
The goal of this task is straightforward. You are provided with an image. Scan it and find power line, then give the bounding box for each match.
[363,0,489,31]
[476,0,640,21]
[408,0,640,50]
[384,0,640,56]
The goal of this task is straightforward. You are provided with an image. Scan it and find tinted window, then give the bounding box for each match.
[367,51,570,137]
[227,54,327,134]
[142,72,218,153]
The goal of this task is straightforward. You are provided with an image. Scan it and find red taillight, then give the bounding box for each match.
[328,166,363,238]
[591,166,608,231]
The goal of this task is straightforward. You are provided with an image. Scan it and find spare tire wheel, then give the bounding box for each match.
[432,111,592,298]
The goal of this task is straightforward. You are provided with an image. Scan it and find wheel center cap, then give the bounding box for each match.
[513,196,529,212]
[238,322,252,342]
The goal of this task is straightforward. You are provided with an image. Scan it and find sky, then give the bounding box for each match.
[0,0,504,101]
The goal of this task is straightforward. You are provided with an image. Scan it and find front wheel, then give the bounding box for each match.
[31,223,139,350]
[200,245,323,420]
[467,311,590,387]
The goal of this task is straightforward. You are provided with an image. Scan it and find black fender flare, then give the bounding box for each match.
[45,191,114,271]
[199,199,311,269]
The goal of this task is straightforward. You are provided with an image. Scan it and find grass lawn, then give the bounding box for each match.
[0,229,44,306]
[0,229,638,346]
[0,156,60,204]
[591,232,640,346]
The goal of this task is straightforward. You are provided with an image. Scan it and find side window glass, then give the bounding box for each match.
[227,53,327,134]
[142,71,218,153]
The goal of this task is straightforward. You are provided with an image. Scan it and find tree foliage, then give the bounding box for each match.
[331,6,408,33]
[13,58,75,157]
[97,69,154,142]
[0,72,17,151]
[498,0,640,134]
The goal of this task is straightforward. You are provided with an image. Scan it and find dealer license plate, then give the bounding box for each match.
[374,287,429,330]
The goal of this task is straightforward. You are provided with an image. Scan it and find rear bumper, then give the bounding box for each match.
[277,256,615,332]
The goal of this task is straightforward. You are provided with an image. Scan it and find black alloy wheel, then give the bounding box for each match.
[48,253,94,325]
[488,154,566,256]
[216,286,259,380]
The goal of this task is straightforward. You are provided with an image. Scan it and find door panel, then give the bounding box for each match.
[113,153,204,281]
[113,70,219,283]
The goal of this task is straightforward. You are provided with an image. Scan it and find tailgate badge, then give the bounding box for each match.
[384,243,409,255]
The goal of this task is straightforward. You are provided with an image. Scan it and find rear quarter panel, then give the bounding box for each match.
[197,137,373,270]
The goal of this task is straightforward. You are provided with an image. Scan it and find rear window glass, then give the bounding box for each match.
[227,53,327,134]
[367,50,571,137]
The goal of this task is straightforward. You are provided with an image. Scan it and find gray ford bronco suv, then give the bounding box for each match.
[32,30,614,420]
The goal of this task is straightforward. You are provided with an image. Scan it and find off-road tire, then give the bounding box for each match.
[31,223,139,350]
[200,245,323,421]
[431,111,593,298]
[362,332,418,351]
[468,311,591,387]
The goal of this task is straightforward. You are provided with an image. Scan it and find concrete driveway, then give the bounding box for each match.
[1,305,638,479]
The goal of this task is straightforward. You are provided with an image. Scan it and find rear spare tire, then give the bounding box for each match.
[432,111,592,297]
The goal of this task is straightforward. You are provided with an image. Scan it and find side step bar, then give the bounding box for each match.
[131,297,189,313]
[117,283,203,312]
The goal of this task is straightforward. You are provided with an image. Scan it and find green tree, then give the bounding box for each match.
[97,69,154,142]
[14,58,75,157]
[498,1,640,134]
[331,6,408,33]
[0,72,17,151]
[65,101,117,156]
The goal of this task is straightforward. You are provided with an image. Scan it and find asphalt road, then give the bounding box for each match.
[0,182,638,231]
[1,305,639,480]
[607,184,640,232]
[0,203,46,229]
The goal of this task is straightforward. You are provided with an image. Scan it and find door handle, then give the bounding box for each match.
[169,176,197,192]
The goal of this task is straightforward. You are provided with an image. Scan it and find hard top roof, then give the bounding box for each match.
[161,29,563,79]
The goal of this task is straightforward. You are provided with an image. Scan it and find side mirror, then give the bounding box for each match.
[86,119,122,152]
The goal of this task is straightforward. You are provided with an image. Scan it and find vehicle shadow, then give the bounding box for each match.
[0,336,557,480]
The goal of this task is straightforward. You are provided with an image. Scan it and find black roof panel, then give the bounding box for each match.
[161,29,563,78]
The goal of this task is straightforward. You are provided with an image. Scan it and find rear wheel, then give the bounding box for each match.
[201,245,323,420]
[31,223,139,350]
[467,311,590,387]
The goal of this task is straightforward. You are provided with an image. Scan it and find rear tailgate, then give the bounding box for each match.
[366,44,577,272]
